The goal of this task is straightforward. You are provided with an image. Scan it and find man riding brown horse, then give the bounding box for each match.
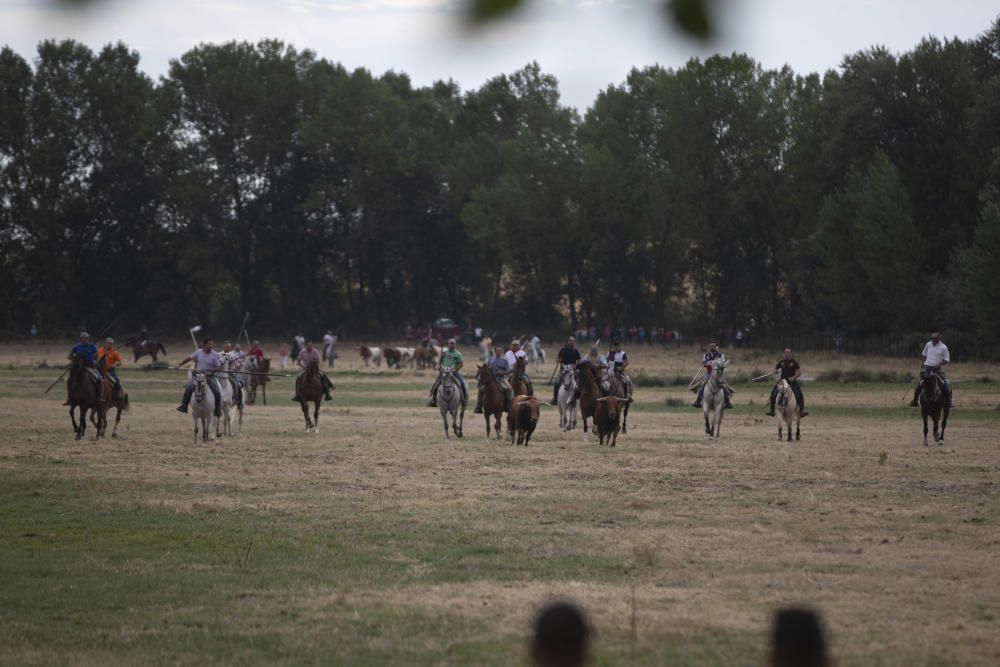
[292,340,334,401]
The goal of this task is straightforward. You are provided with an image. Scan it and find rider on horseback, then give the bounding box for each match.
[550,336,581,405]
[292,340,334,401]
[474,345,512,414]
[219,341,246,409]
[692,342,734,409]
[765,348,808,417]
[65,332,102,405]
[504,340,534,395]
[609,341,634,399]
[97,337,123,401]
[175,338,223,417]
[428,338,468,408]
[909,332,953,408]
[572,344,608,405]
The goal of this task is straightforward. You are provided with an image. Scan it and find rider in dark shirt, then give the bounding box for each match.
[766,348,808,417]
[550,336,582,405]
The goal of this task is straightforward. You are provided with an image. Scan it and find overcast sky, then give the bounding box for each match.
[1,0,997,110]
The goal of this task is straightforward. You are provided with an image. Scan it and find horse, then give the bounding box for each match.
[190,371,217,444]
[575,362,604,436]
[124,338,167,363]
[66,353,101,440]
[525,337,546,370]
[702,358,728,439]
[511,357,532,397]
[296,359,325,432]
[476,363,507,440]
[436,367,464,439]
[557,363,578,432]
[775,379,801,442]
[215,369,243,437]
[92,356,113,438]
[248,357,270,405]
[919,367,950,446]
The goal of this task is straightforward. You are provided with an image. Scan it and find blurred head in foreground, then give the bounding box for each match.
[770,607,829,667]
[530,601,590,667]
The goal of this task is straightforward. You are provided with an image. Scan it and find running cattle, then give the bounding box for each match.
[509,395,540,446]
[360,346,382,367]
[593,396,632,447]
[383,347,403,368]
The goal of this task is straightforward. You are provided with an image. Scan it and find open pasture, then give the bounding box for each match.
[1,343,999,666]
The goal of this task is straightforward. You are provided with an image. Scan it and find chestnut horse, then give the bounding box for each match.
[124,338,167,363]
[476,363,507,440]
[296,360,326,432]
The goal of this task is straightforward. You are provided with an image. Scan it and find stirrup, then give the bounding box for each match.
[176,405,188,413]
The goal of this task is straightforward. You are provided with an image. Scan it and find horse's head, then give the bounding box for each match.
[776,379,791,407]
[306,360,319,376]
[710,359,728,377]
[920,368,942,401]
[561,364,576,388]
[193,371,207,399]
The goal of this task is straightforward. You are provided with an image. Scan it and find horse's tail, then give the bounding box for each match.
[158,343,167,356]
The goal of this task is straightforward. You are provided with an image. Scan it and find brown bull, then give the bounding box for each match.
[508,394,540,446]
[593,396,632,447]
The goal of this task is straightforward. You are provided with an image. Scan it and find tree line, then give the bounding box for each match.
[2,20,999,343]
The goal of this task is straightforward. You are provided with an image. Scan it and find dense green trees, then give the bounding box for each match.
[2,19,1000,341]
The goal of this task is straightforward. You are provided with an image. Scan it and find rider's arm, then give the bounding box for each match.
[177,355,193,367]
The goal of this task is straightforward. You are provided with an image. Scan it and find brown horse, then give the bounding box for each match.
[124,338,167,363]
[511,357,532,397]
[248,357,270,405]
[93,355,129,438]
[575,362,604,435]
[296,360,326,432]
[66,354,101,440]
[476,363,507,440]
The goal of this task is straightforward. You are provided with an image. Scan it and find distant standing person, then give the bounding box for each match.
[30,324,38,340]
[530,601,591,667]
[909,331,953,408]
[770,607,830,667]
[278,342,290,370]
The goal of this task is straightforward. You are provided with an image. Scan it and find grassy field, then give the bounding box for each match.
[1,342,999,666]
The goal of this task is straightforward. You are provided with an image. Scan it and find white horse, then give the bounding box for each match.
[215,361,244,437]
[775,379,801,442]
[190,372,216,444]
[525,336,546,370]
[437,367,465,439]
[557,363,578,431]
[702,359,728,439]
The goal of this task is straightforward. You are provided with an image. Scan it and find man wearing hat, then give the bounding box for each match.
[428,338,467,407]
[175,338,223,417]
[503,340,534,395]
[475,345,512,414]
[692,342,733,409]
[97,337,123,400]
[550,336,581,405]
[65,332,102,404]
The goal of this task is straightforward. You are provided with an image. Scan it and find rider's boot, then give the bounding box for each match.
[765,387,776,417]
[176,385,194,413]
[945,382,954,409]
[723,387,733,409]
[473,390,483,414]
[692,387,702,408]
[909,383,920,407]
[324,391,332,401]
[550,384,559,406]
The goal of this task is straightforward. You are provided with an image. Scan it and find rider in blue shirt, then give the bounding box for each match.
[69,332,99,367]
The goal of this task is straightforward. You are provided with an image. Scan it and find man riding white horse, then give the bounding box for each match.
[692,342,733,409]
[218,341,246,410]
[549,336,581,405]
[909,331,953,408]
[176,337,223,417]
[608,340,634,399]
[504,340,534,395]
[766,348,808,417]
[474,345,512,414]
[292,340,334,401]
[428,338,468,408]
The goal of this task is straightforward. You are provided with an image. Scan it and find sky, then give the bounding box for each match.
[1,0,997,110]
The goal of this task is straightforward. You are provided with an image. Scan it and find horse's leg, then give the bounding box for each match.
[622,403,629,434]
[940,406,949,442]
[299,400,311,430]
[441,409,450,439]
[193,416,198,445]
[922,409,929,446]
[313,400,320,433]
[704,409,711,438]
[778,422,782,441]
[787,419,792,442]
[457,402,465,438]
[795,415,800,441]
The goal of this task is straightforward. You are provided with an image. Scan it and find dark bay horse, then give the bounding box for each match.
[511,357,532,397]
[919,367,950,446]
[248,357,270,405]
[66,354,101,440]
[124,338,167,363]
[575,362,604,435]
[476,363,507,440]
[296,360,326,432]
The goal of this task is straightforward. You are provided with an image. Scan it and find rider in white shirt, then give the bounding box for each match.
[910,332,953,408]
[504,340,533,395]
